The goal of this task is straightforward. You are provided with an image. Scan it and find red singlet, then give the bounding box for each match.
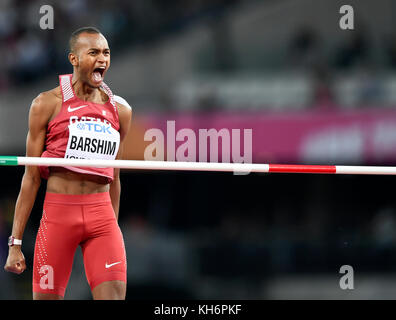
[39,74,120,183]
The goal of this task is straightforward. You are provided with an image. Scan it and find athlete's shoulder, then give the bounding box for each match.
[114,95,132,111]
[113,95,132,137]
[33,86,61,105]
[30,86,61,118]
[114,95,133,124]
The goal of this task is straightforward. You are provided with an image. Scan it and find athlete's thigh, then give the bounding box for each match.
[33,201,82,298]
[81,202,127,295]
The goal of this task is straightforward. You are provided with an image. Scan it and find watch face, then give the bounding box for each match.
[8,236,13,246]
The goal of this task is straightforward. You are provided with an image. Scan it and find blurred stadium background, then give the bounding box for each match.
[2,0,396,299]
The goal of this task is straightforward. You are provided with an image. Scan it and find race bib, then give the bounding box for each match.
[65,120,120,160]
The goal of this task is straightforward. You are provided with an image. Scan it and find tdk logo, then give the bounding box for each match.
[76,122,112,134]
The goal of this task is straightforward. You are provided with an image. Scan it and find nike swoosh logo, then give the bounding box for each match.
[68,105,88,112]
[105,261,122,269]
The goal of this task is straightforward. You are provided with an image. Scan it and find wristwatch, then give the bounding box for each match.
[8,236,22,246]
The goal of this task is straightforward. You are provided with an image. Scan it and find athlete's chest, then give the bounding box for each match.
[51,100,119,130]
[50,101,121,159]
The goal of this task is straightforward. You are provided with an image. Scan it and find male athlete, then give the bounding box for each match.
[3,27,132,300]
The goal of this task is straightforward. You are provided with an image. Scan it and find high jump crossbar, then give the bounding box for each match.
[0,156,396,175]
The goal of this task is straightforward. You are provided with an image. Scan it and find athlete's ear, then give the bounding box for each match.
[68,52,79,67]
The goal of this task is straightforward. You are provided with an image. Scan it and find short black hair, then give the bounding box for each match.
[69,26,102,52]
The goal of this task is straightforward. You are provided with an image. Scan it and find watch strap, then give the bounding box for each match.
[8,236,22,246]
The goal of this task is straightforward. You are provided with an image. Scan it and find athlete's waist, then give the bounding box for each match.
[49,166,110,182]
[44,191,112,205]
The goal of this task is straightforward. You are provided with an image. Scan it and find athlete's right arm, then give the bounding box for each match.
[4,92,54,274]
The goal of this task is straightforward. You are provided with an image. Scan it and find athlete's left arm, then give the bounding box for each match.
[110,102,132,220]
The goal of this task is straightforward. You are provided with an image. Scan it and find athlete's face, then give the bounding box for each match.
[69,33,110,88]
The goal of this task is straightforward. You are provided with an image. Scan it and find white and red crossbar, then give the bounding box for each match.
[0,156,396,175]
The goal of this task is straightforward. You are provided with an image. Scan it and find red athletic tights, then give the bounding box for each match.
[32,192,127,297]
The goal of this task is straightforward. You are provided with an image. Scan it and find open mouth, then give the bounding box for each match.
[92,66,106,83]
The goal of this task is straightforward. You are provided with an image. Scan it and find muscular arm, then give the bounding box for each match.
[109,103,132,220]
[4,92,54,274]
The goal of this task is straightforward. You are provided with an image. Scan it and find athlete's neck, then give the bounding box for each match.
[71,74,103,102]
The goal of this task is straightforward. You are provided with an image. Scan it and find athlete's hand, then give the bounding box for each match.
[4,246,26,274]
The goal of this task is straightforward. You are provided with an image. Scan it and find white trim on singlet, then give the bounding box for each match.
[60,75,74,102]
[113,95,132,110]
[100,81,116,109]
[60,74,131,113]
